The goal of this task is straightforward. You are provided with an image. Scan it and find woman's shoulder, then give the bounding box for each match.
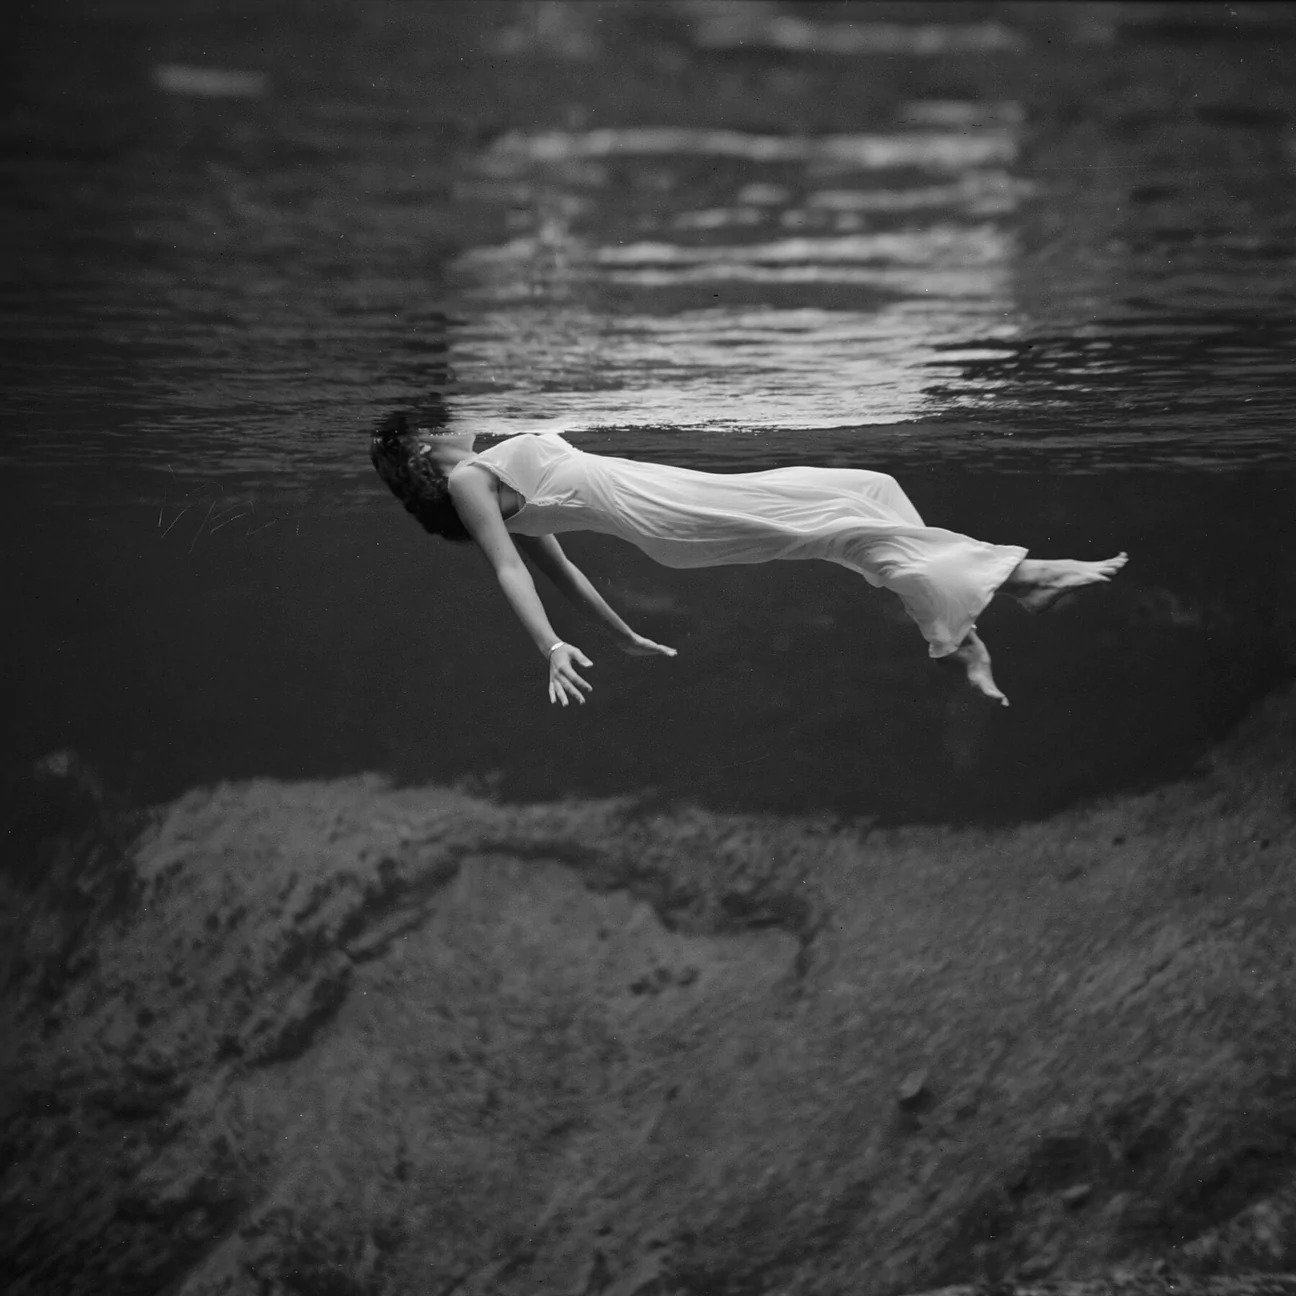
[483,429,574,448]
[445,457,494,495]
[478,430,574,465]
[467,431,576,500]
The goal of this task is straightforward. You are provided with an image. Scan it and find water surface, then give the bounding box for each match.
[3,0,1295,821]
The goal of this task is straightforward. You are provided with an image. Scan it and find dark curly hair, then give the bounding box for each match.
[370,412,472,543]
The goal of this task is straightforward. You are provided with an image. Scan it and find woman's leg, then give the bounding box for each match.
[948,628,1009,706]
[811,477,1127,702]
[945,553,1129,707]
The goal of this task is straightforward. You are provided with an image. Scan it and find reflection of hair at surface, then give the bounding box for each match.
[370,412,472,543]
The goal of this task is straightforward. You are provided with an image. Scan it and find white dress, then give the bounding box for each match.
[471,432,1027,658]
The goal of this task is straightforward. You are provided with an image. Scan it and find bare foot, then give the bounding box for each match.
[950,629,1009,707]
[1007,552,1128,614]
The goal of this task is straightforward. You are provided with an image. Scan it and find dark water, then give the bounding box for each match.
[3,0,1295,823]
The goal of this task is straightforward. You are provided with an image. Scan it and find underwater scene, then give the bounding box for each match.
[3,3,1296,1293]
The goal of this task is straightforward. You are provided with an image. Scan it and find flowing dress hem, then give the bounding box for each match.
[924,545,1029,659]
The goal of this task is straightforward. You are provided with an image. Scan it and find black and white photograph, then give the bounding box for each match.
[3,2,1296,1292]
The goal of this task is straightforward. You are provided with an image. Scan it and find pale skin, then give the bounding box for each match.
[432,433,1128,708]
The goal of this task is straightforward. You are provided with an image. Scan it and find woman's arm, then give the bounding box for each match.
[516,535,677,658]
[515,535,633,640]
[448,467,593,705]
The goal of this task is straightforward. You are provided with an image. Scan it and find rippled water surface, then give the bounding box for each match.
[3,1,1295,820]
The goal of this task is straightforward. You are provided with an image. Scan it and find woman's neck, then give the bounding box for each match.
[422,432,477,473]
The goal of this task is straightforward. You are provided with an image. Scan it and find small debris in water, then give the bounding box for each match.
[897,1068,930,1110]
[153,65,267,98]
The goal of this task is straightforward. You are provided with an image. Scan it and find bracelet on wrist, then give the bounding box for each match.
[546,641,565,658]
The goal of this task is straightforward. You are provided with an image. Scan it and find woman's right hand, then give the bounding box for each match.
[619,631,678,658]
[547,642,594,706]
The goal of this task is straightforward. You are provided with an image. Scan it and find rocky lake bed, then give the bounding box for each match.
[5,676,1296,1295]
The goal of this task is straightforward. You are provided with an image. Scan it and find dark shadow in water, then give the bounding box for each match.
[2,459,1291,826]
[1,0,1294,829]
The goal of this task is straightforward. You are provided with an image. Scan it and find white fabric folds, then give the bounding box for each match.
[472,432,1026,657]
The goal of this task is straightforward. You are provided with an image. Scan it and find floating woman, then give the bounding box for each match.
[370,417,1127,709]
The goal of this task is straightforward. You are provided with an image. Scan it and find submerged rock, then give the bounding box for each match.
[898,1067,933,1111]
[2,684,1296,1295]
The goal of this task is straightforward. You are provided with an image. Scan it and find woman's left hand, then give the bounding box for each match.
[619,632,678,658]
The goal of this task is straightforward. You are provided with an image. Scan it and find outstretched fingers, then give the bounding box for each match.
[549,646,594,706]
[551,673,590,706]
[550,674,588,706]
[641,638,678,657]
[620,632,679,658]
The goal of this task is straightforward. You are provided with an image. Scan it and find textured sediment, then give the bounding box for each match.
[3,683,1296,1296]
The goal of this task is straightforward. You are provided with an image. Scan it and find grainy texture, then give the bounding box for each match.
[3,682,1296,1295]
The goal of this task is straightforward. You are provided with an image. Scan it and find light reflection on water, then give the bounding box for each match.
[449,118,1022,433]
[484,125,1018,166]
[2,0,1295,819]
[451,298,1018,434]
[2,2,1293,478]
